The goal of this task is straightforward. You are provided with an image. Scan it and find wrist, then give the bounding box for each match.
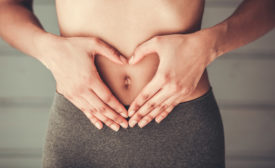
[33,32,62,69]
[196,24,228,65]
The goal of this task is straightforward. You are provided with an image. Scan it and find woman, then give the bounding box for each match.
[0,0,274,167]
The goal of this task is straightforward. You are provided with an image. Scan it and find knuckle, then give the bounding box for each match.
[160,104,168,110]
[105,119,113,127]
[164,72,172,83]
[157,74,167,85]
[98,106,107,114]
[176,83,183,92]
[147,102,157,109]
[73,86,86,96]
[135,113,143,119]
[141,94,149,101]
[157,71,171,85]
[89,107,98,114]
[170,80,183,93]
[133,104,141,111]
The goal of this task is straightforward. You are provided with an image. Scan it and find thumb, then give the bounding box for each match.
[93,39,125,65]
[128,39,157,64]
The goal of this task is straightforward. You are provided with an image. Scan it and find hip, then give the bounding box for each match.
[42,86,224,168]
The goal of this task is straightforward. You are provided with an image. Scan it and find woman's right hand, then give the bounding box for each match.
[38,34,129,131]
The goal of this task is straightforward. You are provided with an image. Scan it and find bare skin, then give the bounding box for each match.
[55,0,211,129]
[0,0,274,131]
[56,0,209,105]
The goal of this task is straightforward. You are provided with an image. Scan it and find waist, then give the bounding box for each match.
[94,52,211,106]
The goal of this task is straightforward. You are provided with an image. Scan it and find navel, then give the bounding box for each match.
[123,75,132,89]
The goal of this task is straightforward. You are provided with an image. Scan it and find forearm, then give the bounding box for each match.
[0,1,56,63]
[201,0,275,62]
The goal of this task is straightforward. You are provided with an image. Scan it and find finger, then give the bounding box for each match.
[82,90,128,130]
[84,110,103,130]
[130,86,175,128]
[92,38,125,65]
[83,98,121,132]
[128,73,165,118]
[155,94,181,123]
[79,96,120,131]
[137,93,178,127]
[155,86,198,122]
[136,105,163,128]
[155,105,175,124]
[136,86,179,128]
[91,72,128,118]
[91,110,121,132]
[137,103,169,128]
[67,95,103,130]
[129,37,158,64]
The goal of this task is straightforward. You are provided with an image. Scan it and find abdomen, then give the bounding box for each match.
[94,52,160,105]
[56,0,208,105]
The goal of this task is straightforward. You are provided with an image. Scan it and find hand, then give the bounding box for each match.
[127,32,216,128]
[39,35,129,132]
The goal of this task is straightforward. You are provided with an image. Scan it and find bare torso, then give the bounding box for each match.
[55,0,211,106]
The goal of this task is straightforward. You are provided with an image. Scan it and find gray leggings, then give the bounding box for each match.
[42,87,225,168]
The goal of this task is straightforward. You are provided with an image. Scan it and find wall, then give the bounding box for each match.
[0,0,274,167]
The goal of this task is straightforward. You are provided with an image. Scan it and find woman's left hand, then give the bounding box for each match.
[127,32,216,128]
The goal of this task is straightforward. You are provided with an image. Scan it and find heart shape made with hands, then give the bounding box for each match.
[94,50,160,122]
[94,51,160,100]
[91,33,211,129]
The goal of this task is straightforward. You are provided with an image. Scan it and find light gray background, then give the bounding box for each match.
[0,0,275,167]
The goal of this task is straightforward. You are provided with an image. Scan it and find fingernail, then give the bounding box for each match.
[130,120,137,127]
[156,117,162,124]
[128,110,135,117]
[128,56,134,64]
[111,124,120,132]
[121,122,128,129]
[121,113,128,118]
[139,120,147,128]
[95,122,102,129]
[120,55,128,64]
